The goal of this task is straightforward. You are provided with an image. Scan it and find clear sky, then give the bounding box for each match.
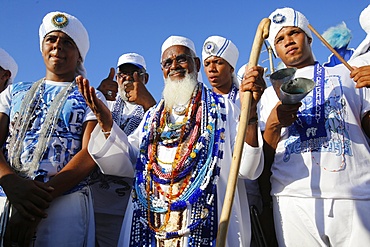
[1,0,369,101]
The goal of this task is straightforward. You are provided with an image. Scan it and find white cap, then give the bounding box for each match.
[202,35,239,88]
[0,48,18,86]
[202,35,239,69]
[161,35,196,57]
[350,4,370,59]
[267,7,312,56]
[117,53,146,70]
[39,11,89,77]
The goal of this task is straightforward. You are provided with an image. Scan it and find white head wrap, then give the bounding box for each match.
[117,53,146,70]
[161,35,203,82]
[267,7,312,56]
[350,4,370,59]
[39,11,89,77]
[202,35,239,87]
[0,48,18,86]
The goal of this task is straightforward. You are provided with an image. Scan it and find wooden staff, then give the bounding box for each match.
[308,24,354,72]
[216,17,270,247]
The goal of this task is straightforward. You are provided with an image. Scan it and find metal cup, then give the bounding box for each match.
[280,77,315,104]
[269,67,315,104]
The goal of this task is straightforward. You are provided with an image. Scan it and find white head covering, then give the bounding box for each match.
[0,48,18,86]
[117,53,146,70]
[39,11,89,77]
[350,4,370,59]
[161,35,203,82]
[267,7,312,56]
[161,35,196,57]
[202,35,239,87]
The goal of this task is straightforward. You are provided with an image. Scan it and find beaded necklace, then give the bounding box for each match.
[8,79,76,179]
[130,83,227,246]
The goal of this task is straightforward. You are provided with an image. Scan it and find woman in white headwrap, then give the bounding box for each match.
[0,11,104,247]
[0,48,18,93]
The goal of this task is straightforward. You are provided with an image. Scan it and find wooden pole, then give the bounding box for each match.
[216,17,271,247]
[308,24,353,72]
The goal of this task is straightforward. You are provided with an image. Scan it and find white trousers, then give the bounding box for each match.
[273,196,370,247]
[1,187,95,247]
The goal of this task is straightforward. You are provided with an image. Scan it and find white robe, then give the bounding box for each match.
[88,97,264,247]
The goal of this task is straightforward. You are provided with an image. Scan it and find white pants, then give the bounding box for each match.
[273,196,370,247]
[33,186,95,247]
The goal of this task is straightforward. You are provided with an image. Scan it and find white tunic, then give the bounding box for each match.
[89,94,263,247]
[260,63,370,199]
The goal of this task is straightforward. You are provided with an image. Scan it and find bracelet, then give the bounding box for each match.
[248,117,258,125]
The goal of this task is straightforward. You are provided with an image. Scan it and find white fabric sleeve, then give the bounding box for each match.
[0,85,12,115]
[238,125,264,180]
[88,122,135,177]
[226,98,264,180]
[348,52,370,67]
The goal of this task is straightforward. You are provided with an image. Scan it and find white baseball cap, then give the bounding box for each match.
[117,53,146,70]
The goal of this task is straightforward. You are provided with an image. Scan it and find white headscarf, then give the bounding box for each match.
[0,48,18,86]
[267,7,312,56]
[202,35,239,87]
[39,11,89,77]
[350,4,370,60]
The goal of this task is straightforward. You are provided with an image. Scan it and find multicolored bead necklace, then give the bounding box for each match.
[129,82,227,246]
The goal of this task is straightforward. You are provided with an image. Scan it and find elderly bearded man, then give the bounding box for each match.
[78,35,265,247]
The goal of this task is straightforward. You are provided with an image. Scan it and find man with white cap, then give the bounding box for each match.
[91,52,155,247]
[78,35,264,246]
[259,7,370,246]
[0,11,102,246]
[202,35,266,246]
[0,48,18,93]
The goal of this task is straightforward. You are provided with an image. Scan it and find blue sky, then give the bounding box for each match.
[1,0,369,101]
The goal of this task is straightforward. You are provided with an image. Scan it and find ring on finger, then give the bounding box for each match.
[291,113,295,119]
[107,90,113,96]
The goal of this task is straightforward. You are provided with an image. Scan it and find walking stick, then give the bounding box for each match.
[216,17,270,247]
[308,24,354,72]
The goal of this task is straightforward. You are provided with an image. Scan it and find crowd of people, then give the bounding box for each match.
[0,4,370,247]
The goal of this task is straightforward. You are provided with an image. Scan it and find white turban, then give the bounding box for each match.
[202,36,239,69]
[202,35,239,87]
[39,11,89,77]
[267,7,312,56]
[0,48,18,86]
[350,4,370,59]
